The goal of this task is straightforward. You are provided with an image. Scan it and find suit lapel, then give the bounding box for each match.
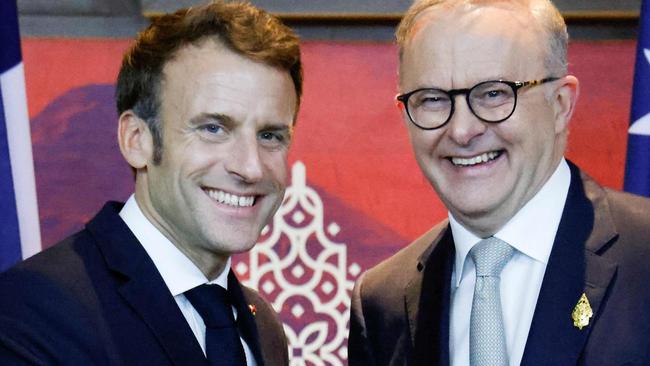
[409,226,455,366]
[521,164,618,365]
[228,271,265,366]
[87,202,208,366]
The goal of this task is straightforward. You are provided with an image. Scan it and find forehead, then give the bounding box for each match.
[400,3,548,88]
[158,39,297,122]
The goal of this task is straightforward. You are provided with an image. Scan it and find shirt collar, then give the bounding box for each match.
[119,194,230,296]
[449,158,571,287]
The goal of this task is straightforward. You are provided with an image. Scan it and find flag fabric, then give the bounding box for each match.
[0,0,41,272]
[624,0,650,197]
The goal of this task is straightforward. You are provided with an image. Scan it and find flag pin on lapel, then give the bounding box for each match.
[571,293,593,330]
[249,304,257,316]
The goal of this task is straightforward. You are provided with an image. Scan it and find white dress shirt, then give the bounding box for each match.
[449,159,571,366]
[119,195,257,366]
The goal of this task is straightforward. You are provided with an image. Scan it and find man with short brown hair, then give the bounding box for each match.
[0,2,301,365]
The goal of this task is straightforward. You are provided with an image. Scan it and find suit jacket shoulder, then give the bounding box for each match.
[598,186,650,243]
[356,221,447,305]
[0,202,207,366]
[350,221,453,366]
[579,170,650,277]
[0,226,117,364]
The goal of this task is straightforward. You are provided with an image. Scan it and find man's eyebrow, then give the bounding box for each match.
[188,112,235,126]
[261,123,292,131]
[188,113,293,134]
[260,123,294,136]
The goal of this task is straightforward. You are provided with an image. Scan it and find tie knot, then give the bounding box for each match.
[470,237,514,277]
[185,284,236,328]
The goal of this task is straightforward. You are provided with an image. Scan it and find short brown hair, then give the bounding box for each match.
[116,1,303,163]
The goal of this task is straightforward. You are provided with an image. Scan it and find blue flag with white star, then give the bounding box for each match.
[624,0,650,197]
[0,0,41,272]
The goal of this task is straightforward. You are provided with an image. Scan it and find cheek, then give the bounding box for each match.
[498,107,552,147]
[408,128,441,158]
[263,152,289,184]
[520,113,557,147]
[183,143,228,172]
[512,100,557,136]
[499,122,555,171]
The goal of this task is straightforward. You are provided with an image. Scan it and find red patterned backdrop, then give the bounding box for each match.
[23,39,635,365]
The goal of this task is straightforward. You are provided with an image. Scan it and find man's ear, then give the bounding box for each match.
[553,75,580,134]
[118,111,153,169]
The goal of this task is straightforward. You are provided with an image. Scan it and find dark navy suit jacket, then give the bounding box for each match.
[349,163,650,365]
[0,202,288,365]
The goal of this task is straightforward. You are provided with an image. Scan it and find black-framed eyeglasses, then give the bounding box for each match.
[396,77,560,130]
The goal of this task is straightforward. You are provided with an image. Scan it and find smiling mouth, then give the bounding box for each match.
[449,150,503,167]
[204,188,256,207]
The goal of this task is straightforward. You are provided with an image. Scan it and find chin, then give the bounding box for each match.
[220,237,259,255]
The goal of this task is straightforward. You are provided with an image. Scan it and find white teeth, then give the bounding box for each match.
[206,189,255,207]
[451,151,500,167]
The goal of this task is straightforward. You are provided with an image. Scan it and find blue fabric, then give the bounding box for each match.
[0,0,21,73]
[0,0,23,272]
[185,284,247,366]
[624,0,650,197]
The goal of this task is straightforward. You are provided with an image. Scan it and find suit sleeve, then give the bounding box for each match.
[0,335,45,366]
[348,272,376,366]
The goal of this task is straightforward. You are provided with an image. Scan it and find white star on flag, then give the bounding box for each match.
[628,48,650,136]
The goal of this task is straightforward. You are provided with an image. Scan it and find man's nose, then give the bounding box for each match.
[446,97,488,146]
[225,134,264,183]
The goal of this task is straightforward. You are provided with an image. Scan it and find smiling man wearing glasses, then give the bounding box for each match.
[349,0,650,365]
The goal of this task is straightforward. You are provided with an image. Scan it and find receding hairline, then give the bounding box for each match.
[396,0,568,75]
[159,36,298,103]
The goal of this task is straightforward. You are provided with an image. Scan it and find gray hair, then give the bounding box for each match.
[395,0,568,75]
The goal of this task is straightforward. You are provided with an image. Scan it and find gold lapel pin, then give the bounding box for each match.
[248,304,257,316]
[571,293,593,330]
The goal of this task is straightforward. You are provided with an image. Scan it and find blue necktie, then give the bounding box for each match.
[185,284,247,366]
[469,237,514,366]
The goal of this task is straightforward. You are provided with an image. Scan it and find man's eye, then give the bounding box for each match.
[414,93,450,111]
[260,131,283,142]
[202,124,222,134]
[195,123,227,142]
[485,90,506,98]
[422,96,442,103]
[259,130,291,149]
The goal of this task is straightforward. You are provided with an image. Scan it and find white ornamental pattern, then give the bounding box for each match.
[235,161,361,366]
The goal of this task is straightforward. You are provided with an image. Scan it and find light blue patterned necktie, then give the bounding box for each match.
[469,237,514,366]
